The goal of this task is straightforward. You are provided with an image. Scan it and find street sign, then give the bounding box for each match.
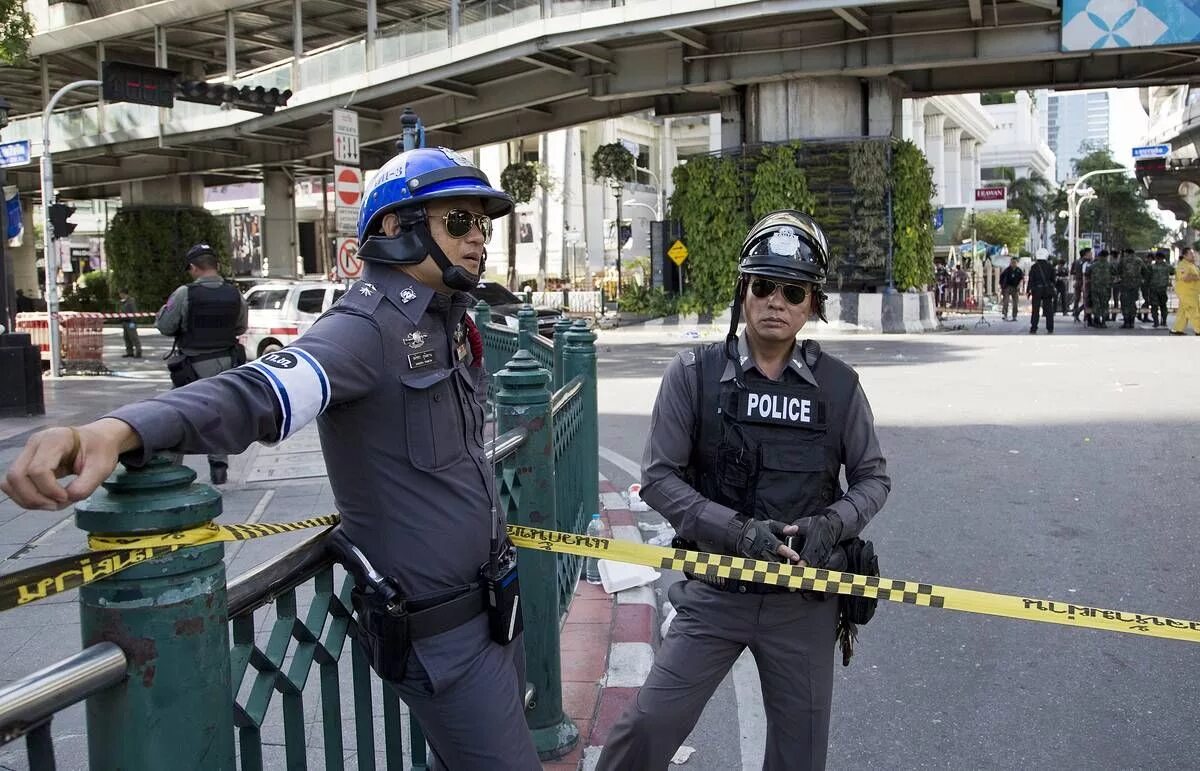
[933,206,944,230]
[1132,145,1170,160]
[333,109,360,165]
[0,140,30,168]
[974,186,1007,211]
[334,165,362,207]
[667,240,688,266]
[335,237,362,280]
[336,207,359,235]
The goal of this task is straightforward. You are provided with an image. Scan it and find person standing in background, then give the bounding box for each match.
[117,288,142,359]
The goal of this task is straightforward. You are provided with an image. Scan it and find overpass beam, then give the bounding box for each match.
[263,169,299,278]
[120,177,204,208]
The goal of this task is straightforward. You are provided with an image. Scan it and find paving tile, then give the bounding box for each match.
[560,647,607,683]
[590,686,638,746]
[559,623,610,655]
[561,681,601,722]
[606,509,634,527]
[611,604,654,644]
[562,598,612,625]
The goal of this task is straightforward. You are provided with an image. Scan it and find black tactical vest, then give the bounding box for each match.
[180,281,241,353]
[689,341,856,535]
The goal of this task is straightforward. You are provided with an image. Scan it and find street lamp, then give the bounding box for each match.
[634,164,666,223]
[610,178,624,305]
[1068,168,1128,265]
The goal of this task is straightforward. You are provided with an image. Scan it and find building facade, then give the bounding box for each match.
[1048,91,1111,181]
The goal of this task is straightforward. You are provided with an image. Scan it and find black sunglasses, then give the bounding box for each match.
[749,277,808,305]
[440,209,493,243]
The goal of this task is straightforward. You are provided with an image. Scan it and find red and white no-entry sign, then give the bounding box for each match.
[334,165,362,207]
[336,236,362,280]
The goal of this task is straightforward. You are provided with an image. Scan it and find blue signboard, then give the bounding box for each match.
[0,140,30,168]
[1132,145,1170,159]
[933,207,944,231]
[1063,0,1200,51]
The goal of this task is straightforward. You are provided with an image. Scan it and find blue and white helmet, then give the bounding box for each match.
[357,147,513,244]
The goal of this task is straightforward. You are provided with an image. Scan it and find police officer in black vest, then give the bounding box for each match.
[598,211,891,771]
[155,243,248,484]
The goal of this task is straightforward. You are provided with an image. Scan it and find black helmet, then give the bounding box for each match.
[738,211,830,285]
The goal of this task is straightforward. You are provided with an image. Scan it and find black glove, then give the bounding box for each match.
[729,517,789,562]
[797,509,843,568]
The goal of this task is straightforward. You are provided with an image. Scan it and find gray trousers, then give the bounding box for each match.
[598,579,839,771]
[173,354,236,468]
[394,631,539,770]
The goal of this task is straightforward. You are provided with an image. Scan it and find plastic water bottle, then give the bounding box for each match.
[585,513,604,585]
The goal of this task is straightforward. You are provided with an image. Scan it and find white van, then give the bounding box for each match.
[241,281,346,359]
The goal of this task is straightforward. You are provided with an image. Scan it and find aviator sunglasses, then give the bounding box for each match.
[749,277,808,305]
[441,209,493,243]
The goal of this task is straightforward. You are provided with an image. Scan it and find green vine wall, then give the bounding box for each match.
[106,207,230,310]
[670,154,745,315]
[890,140,935,290]
[751,143,815,220]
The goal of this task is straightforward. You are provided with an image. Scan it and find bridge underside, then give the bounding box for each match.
[10,0,1200,197]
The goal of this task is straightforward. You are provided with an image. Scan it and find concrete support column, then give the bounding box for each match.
[291,0,303,91]
[910,99,926,154]
[263,170,299,278]
[866,77,904,138]
[942,126,963,207]
[924,113,946,207]
[718,92,743,150]
[960,137,977,206]
[120,177,204,208]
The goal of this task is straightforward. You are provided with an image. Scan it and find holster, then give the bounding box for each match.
[165,353,199,388]
[838,537,879,625]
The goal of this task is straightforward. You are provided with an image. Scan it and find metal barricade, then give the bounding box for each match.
[14,312,110,374]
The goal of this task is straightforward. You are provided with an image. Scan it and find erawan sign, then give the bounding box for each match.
[974,187,1007,211]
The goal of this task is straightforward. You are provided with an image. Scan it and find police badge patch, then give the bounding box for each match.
[400,286,418,304]
[768,227,802,258]
[403,331,428,349]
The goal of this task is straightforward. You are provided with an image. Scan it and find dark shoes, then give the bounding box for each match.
[210,465,228,485]
[1170,331,1185,336]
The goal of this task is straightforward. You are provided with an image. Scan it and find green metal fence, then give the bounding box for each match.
[0,307,597,768]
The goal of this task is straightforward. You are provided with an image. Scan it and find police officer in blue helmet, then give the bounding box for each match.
[1,147,541,769]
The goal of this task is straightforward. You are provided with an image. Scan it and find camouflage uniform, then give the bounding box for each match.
[1147,258,1174,328]
[1088,255,1113,327]
[1118,252,1147,327]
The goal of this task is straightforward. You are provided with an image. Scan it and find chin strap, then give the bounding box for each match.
[725,276,748,390]
[398,209,480,291]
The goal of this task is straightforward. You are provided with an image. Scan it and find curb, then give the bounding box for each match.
[542,475,661,770]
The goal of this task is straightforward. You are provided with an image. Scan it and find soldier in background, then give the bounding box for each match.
[1072,247,1091,323]
[1147,251,1174,329]
[1055,257,1070,316]
[1088,250,1113,329]
[1117,249,1147,329]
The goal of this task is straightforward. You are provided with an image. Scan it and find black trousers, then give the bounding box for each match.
[1031,292,1055,332]
[1056,282,1069,314]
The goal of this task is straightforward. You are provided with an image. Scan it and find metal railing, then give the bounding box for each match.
[0,313,597,768]
[0,643,127,770]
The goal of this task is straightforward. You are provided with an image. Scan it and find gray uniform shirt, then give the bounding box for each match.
[156,275,249,355]
[641,333,890,546]
[108,262,496,689]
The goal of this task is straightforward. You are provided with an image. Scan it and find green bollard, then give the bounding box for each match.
[496,350,579,760]
[562,320,600,530]
[473,298,492,330]
[75,456,235,770]
[517,304,537,352]
[552,317,573,390]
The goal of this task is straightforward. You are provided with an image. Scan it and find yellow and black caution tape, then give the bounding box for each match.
[0,515,339,612]
[4,517,1200,645]
[507,525,1200,645]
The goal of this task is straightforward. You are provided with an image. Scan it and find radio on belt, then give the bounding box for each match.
[481,542,523,645]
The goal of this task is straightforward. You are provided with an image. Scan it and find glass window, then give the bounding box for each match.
[297,289,325,314]
[246,289,289,311]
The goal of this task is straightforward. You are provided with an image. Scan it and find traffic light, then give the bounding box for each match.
[48,203,76,241]
[102,61,178,108]
[176,80,293,114]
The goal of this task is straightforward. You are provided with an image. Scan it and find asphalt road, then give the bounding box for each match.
[593,324,1200,770]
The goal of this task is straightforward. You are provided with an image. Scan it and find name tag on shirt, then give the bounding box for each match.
[736,389,826,429]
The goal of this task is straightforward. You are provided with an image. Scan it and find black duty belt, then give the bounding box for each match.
[688,573,795,595]
[406,584,487,638]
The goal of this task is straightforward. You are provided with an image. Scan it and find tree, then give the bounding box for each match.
[971,210,1028,252]
[1008,172,1054,251]
[0,0,34,65]
[499,157,539,290]
[1073,147,1169,251]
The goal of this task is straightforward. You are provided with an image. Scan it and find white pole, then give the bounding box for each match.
[1068,167,1127,263]
[41,79,101,378]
